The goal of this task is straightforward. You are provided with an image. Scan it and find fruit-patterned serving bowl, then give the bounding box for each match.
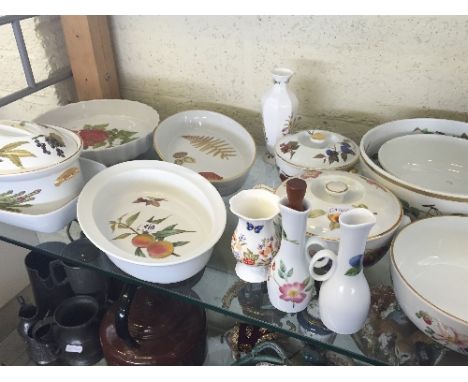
[153,110,256,196]
[0,120,83,214]
[77,160,226,283]
[391,216,468,355]
[359,118,468,218]
[34,99,159,166]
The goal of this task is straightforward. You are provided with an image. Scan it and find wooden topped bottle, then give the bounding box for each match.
[267,178,316,313]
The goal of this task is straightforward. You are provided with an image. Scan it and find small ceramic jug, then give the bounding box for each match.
[229,189,281,283]
[309,208,376,334]
[267,178,316,313]
[261,68,299,159]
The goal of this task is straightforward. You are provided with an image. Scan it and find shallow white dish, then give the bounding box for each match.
[379,134,468,195]
[0,158,105,233]
[153,110,256,196]
[359,118,468,218]
[391,216,468,355]
[34,99,159,166]
[77,160,226,283]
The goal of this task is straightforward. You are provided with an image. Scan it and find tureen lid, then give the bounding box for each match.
[0,120,81,175]
[275,130,359,170]
[275,170,402,240]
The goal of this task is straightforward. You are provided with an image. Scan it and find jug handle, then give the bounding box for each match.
[309,249,338,281]
[49,260,69,287]
[115,283,140,349]
[304,236,330,268]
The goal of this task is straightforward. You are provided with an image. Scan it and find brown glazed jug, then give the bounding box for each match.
[100,285,207,365]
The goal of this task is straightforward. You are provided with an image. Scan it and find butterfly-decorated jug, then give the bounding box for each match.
[229,189,281,283]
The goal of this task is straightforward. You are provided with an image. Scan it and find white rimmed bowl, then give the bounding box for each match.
[153,110,256,196]
[379,134,468,195]
[34,99,159,166]
[360,118,468,218]
[0,120,84,214]
[391,216,468,355]
[77,160,226,283]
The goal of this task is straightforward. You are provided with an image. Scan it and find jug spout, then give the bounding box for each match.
[229,189,280,221]
[338,208,376,257]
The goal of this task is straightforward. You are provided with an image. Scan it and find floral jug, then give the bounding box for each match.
[309,208,376,334]
[267,178,316,313]
[229,189,281,283]
[261,68,298,160]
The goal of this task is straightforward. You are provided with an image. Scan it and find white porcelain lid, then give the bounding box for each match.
[0,120,80,175]
[392,216,468,322]
[379,134,468,195]
[275,170,401,240]
[275,130,359,170]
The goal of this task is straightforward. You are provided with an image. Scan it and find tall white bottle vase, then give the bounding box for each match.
[261,68,299,160]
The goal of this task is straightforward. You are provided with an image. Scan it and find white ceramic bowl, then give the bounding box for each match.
[0,120,83,214]
[391,216,468,355]
[360,118,468,218]
[379,134,468,196]
[275,130,359,180]
[77,160,226,283]
[153,110,256,196]
[34,99,159,166]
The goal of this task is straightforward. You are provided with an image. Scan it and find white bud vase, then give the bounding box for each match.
[261,68,298,161]
[309,208,376,334]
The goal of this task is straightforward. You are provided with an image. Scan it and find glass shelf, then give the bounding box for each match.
[1,147,466,366]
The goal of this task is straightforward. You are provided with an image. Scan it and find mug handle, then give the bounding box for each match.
[309,249,338,282]
[49,259,69,287]
[304,236,329,268]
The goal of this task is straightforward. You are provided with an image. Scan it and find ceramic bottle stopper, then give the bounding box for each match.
[267,178,316,313]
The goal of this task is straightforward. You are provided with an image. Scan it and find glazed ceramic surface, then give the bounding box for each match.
[153,110,256,196]
[275,171,407,267]
[391,216,468,355]
[310,208,376,334]
[261,68,298,158]
[275,129,359,179]
[0,157,104,232]
[229,189,281,283]
[34,99,159,166]
[379,134,468,195]
[359,118,468,218]
[0,120,83,214]
[77,160,226,283]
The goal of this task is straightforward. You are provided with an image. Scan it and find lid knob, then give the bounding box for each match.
[286,178,307,211]
[325,181,349,202]
[308,131,326,144]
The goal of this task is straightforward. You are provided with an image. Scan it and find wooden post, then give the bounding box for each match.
[60,16,120,100]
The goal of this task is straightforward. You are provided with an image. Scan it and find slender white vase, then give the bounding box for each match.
[267,197,316,313]
[309,208,376,334]
[261,68,299,159]
[229,189,281,283]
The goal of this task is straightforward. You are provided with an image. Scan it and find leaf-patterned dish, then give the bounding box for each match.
[34,99,159,166]
[153,110,256,196]
[77,160,226,284]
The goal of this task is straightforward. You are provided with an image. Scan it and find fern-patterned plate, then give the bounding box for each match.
[154,110,256,195]
[35,99,159,166]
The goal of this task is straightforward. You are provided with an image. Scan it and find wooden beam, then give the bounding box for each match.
[60,16,120,100]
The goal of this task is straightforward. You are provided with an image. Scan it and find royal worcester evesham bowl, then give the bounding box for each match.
[275,170,409,267]
[0,120,83,214]
[379,134,468,196]
[34,99,159,166]
[153,110,256,196]
[77,160,226,283]
[274,130,359,180]
[359,118,468,218]
[391,216,468,355]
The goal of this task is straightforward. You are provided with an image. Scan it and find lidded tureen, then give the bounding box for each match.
[275,130,359,180]
[275,170,408,267]
[0,120,83,214]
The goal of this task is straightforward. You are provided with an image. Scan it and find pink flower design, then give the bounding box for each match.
[279,282,307,304]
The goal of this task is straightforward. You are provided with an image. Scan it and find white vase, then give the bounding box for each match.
[229,189,281,283]
[266,197,316,313]
[261,68,299,160]
[309,208,376,334]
